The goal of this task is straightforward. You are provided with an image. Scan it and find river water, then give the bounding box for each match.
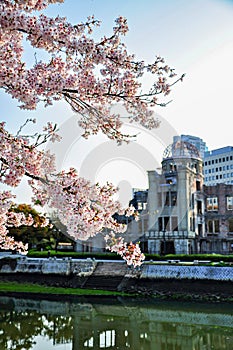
[0,295,232,350]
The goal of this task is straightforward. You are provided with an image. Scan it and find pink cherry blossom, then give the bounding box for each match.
[105,232,145,267]
[0,0,181,265]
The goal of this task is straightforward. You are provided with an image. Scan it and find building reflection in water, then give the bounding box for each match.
[0,296,232,350]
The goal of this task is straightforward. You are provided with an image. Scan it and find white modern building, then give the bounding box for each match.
[173,135,208,159]
[203,146,233,186]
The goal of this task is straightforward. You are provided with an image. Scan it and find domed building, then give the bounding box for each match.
[146,141,205,254]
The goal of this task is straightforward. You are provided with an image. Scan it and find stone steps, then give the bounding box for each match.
[92,262,128,276]
[82,275,124,290]
[81,262,128,290]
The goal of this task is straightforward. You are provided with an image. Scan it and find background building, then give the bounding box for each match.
[203,146,233,186]
[173,135,208,159]
[200,183,233,254]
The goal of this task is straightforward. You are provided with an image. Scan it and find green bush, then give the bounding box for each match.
[27,249,121,260]
[27,250,233,263]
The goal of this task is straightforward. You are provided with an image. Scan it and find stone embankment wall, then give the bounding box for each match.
[0,256,96,276]
[0,256,233,281]
[141,264,233,281]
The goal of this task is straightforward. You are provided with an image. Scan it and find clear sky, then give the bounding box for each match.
[1,0,233,204]
[47,0,233,151]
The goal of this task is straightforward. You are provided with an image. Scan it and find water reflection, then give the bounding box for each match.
[0,296,232,350]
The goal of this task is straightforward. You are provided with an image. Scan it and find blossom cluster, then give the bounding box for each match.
[30,169,130,240]
[0,191,30,253]
[0,121,56,187]
[105,232,145,267]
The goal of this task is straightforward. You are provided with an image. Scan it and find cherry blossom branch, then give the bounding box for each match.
[0,0,182,263]
[0,122,140,257]
[0,2,183,142]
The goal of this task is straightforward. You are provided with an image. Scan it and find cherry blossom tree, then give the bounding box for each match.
[0,0,183,266]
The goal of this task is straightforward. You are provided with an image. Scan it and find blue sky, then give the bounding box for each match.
[1,0,233,203]
[48,0,233,150]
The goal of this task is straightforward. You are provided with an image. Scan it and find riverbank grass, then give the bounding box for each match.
[0,282,127,296]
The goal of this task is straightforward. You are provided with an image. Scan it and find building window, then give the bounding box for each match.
[229,219,233,232]
[227,197,233,210]
[158,216,178,231]
[164,191,177,206]
[137,202,143,210]
[99,330,116,348]
[171,192,177,206]
[158,217,169,231]
[197,200,202,214]
[207,197,218,211]
[208,220,219,233]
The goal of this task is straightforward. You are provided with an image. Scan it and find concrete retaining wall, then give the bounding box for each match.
[141,264,233,281]
[0,256,96,276]
[0,256,233,281]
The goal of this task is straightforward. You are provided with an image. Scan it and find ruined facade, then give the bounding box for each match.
[131,143,233,255]
[145,141,204,255]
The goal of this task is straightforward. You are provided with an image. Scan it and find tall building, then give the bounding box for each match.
[203,146,233,186]
[146,140,204,255]
[173,134,208,159]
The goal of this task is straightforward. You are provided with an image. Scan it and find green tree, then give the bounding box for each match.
[8,204,70,250]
